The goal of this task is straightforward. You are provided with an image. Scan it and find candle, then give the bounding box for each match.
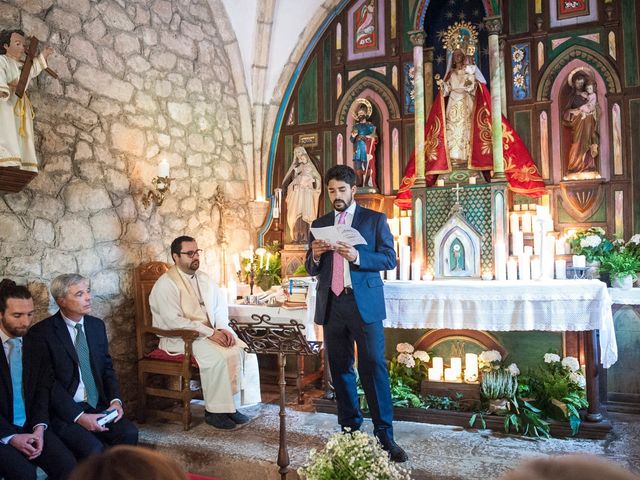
[386,267,397,280]
[555,259,567,279]
[233,253,241,273]
[399,217,412,237]
[494,241,507,281]
[555,237,566,255]
[572,254,586,268]
[518,254,531,280]
[531,255,541,280]
[481,272,493,281]
[511,230,524,256]
[266,253,271,270]
[428,368,442,382]
[388,218,400,238]
[256,248,266,270]
[524,245,533,256]
[444,368,458,382]
[436,179,445,187]
[510,212,520,233]
[541,194,550,207]
[411,260,422,281]
[422,272,434,281]
[450,357,462,377]
[528,203,536,211]
[400,245,411,281]
[469,176,477,185]
[507,256,518,281]
[158,158,170,178]
[227,280,237,304]
[465,353,478,382]
[432,357,444,371]
[521,211,532,233]
[272,207,280,219]
[514,204,521,212]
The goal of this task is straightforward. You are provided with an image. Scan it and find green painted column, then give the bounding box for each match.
[484,16,505,179]
[499,36,507,114]
[424,47,435,117]
[409,30,427,187]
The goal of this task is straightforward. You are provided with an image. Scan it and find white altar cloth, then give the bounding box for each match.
[228,304,322,342]
[383,279,617,368]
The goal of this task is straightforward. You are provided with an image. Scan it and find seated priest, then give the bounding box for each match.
[149,236,261,430]
[0,279,77,480]
[27,274,139,459]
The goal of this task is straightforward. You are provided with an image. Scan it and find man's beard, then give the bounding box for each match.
[333,198,351,212]
[0,318,28,337]
[189,260,200,271]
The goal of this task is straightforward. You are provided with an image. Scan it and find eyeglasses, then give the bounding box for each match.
[179,249,202,258]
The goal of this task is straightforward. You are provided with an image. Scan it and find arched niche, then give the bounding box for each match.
[335,76,401,195]
[412,0,495,30]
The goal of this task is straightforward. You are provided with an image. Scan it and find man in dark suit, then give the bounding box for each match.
[305,165,407,462]
[0,279,76,480]
[28,274,138,459]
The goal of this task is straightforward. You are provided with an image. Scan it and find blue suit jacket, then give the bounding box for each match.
[27,312,121,422]
[305,204,396,324]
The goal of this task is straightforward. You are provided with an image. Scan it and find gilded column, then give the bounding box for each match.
[409,30,427,187]
[424,47,435,116]
[485,16,505,179]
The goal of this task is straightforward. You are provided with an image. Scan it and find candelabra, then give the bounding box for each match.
[142,176,172,208]
[248,262,256,295]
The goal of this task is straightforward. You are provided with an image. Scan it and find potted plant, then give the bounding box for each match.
[478,350,519,413]
[600,250,640,289]
[568,227,614,268]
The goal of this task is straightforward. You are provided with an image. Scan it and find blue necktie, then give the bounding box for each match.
[8,338,26,427]
[74,323,99,408]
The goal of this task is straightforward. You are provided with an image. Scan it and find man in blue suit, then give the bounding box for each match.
[28,274,138,459]
[305,165,407,463]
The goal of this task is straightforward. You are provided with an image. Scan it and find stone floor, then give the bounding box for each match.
[139,388,640,480]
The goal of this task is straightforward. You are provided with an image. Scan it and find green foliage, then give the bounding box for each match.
[292,263,309,276]
[241,241,283,291]
[422,393,464,411]
[600,250,640,280]
[568,227,614,263]
[481,369,518,400]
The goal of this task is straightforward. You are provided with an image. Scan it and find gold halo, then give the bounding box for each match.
[351,98,373,120]
[567,67,593,88]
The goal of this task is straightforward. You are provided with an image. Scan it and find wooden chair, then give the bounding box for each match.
[134,261,201,430]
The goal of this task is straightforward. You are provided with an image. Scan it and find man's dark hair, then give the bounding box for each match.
[170,236,196,258]
[325,165,356,187]
[0,29,25,55]
[0,278,32,313]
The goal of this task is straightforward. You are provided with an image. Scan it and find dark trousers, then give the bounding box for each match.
[53,403,139,460]
[323,291,394,443]
[0,428,76,480]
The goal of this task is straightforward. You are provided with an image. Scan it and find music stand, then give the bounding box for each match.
[230,313,322,480]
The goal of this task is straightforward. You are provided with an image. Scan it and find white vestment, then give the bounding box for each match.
[0,54,47,172]
[149,267,261,413]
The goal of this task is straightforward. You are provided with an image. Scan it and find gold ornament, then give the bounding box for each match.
[351,98,373,120]
[442,21,478,56]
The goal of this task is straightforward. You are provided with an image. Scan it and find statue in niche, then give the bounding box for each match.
[282,146,322,244]
[449,240,465,272]
[350,98,378,190]
[562,69,601,180]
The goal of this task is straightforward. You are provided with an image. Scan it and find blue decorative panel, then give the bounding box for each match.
[404,62,415,114]
[512,43,531,101]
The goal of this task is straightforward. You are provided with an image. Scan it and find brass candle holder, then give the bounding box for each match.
[142,176,172,208]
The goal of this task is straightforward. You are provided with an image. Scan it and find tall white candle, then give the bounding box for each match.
[233,253,241,273]
[531,255,541,280]
[521,211,532,233]
[512,230,524,256]
[158,158,170,177]
[386,267,397,280]
[524,245,534,256]
[543,235,556,279]
[518,254,531,280]
[266,253,271,270]
[465,353,478,382]
[555,259,567,279]
[444,368,458,382]
[510,212,520,233]
[450,357,462,377]
[399,245,411,281]
[494,241,507,281]
[400,217,412,238]
[432,357,444,371]
[227,280,237,304]
[388,218,400,238]
[507,256,518,281]
[572,255,586,268]
[555,237,566,255]
[428,368,442,382]
[411,259,422,281]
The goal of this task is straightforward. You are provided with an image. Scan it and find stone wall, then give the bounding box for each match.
[0,0,253,405]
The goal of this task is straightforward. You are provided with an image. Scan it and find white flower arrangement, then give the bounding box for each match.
[413,350,430,363]
[396,353,416,368]
[569,371,587,389]
[478,350,502,371]
[561,356,580,372]
[629,234,640,245]
[507,363,520,377]
[298,431,411,480]
[544,353,561,363]
[396,342,414,354]
[580,235,602,248]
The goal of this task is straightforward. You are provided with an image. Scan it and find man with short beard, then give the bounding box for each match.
[0,279,76,480]
[149,236,261,429]
[27,274,138,459]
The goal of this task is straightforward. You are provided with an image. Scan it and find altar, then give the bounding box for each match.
[382,278,616,423]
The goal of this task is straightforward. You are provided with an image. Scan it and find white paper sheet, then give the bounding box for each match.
[310,225,368,246]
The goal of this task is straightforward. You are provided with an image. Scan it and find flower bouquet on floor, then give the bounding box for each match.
[298,430,411,480]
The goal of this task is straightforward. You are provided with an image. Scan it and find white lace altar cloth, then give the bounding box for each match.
[383,279,617,368]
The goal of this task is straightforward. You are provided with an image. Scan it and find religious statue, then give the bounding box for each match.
[350,98,378,190]
[395,21,545,209]
[0,29,54,172]
[282,146,322,244]
[563,70,600,180]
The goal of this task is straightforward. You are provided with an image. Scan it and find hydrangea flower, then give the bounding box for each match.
[396,342,414,354]
[561,356,580,372]
[569,371,586,389]
[413,350,430,363]
[544,353,561,363]
[507,363,520,376]
[479,350,502,363]
[580,235,602,248]
[629,234,640,245]
[397,353,416,368]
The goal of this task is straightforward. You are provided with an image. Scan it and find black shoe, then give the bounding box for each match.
[227,411,250,424]
[380,440,409,463]
[205,412,236,429]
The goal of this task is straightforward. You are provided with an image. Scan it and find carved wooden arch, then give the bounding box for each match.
[537,45,621,101]
[413,329,507,359]
[335,75,401,126]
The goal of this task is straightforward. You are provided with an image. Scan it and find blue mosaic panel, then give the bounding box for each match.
[424,185,494,274]
[404,62,415,114]
[512,43,531,101]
